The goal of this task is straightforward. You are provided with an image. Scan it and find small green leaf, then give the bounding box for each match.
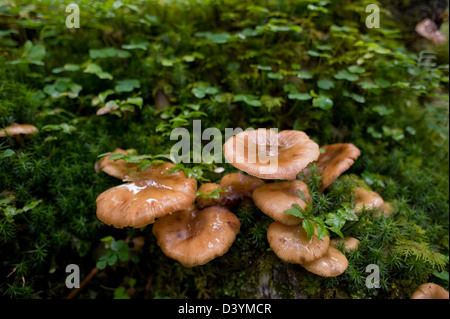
[317,78,334,90]
[0,149,15,159]
[313,96,333,110]
[302,219,315,240]
[288,93,311,100]
[115,79,141,92]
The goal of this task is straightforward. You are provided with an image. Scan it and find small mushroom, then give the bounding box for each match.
[196,183,222,208]
[415,18,447,46]
[303,143,361,190]
[152,206,240,267]
[196,172,264,208]
[253,180,311,225]
[330,237,360,252]
[96,103,119,116]
[411,283,449,299]
[94,148,138,180]
[223,129,320,180]
[374,202,394,218]
[353,187,384,213]
[96,162,197,229]
[0,123,38,138]
[301,246,349,277]
[267,221,330,264]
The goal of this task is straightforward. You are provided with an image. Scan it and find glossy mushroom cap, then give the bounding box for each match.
[307,143,361,190]
[196,183,222,208]
[220,172,264,198]
[96,162,197,228]
[196,172,264,208]
[302,246,349,277]
[330,237,360,252]
[94,148,138,180]
[253,180,311,225]
[223,129,320,180]
[411,283,449,299]
[267,221,330,264]
[0,124,38,137]
[152,206,240,267]
[353,187,384,213]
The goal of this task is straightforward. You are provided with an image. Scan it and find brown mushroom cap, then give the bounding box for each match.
[223,129,320,180]
[267,221,330,264]
[196,172,264,208]
[96,162,197,228]
[152,206,240,267]
[94,148,138,180]
[411,283,449,299]
[373,202,394,218]
[415,18,448,46]
[353,187,384,213]
[220,172,264,197]
[253,180,311,225]
[0,124,38,137]
[330,237,360,252]
[309,143,361,190]
[302,246,349,277]
[196,183,222,208]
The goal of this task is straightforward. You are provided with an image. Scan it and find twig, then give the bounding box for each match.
[65,267,99,299]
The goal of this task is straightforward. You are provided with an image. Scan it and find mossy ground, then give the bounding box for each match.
[0,0,448,299]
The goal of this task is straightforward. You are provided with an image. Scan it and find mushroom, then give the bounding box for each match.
[223,129,320,180]
[330,237,360,252]
[301,246,349,277]
[96,162,197,228]
[303,143,361,191]
[374,202,394,218]
[0,123,38,140]
[196,172,264,208]
[267,221,330,264]
[411,283,449,299]
[353,187,384,213]
[196,183,222,208]
[415,18,447,46]
[96,103,119,116]
[252,180,311,225]
[152,206,240,267]
[94,148,138,180]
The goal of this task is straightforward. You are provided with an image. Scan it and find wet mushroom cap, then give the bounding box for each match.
[0,124,38,137]
[253,180,311,226]
[310,143,361,190]
[96,162,197,229]
[330,237,360,252]
[267,221,330,264]
[411,283,449,299]
[223,129,320,180]
[196,183,222,208]
[353,187,384,213]
[152,206,240,267]
[94,148,138,180]
[302,246,349,277]
[219,172,264,198]
[196,173,264,208]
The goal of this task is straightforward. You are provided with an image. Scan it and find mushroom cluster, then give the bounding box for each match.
[222,130,363,277]
[95,158,243,267]
[222,130,396,277]
[94,129,393,273]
